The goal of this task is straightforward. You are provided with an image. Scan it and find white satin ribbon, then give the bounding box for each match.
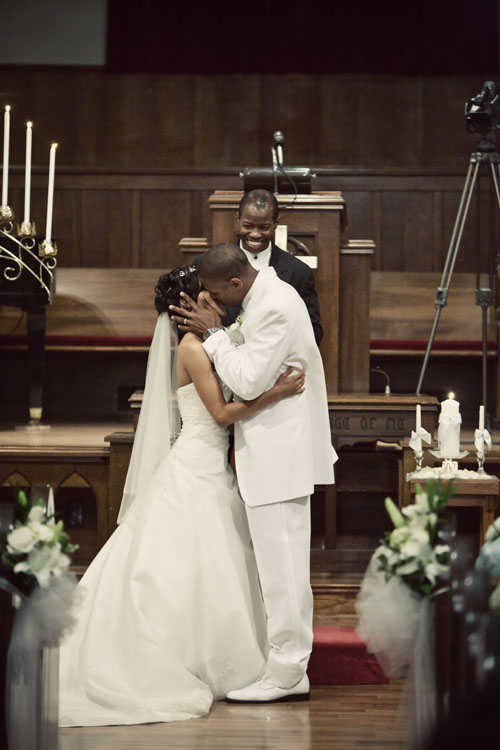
[438,414,462,425]
[474,428,492,453]
[409,427,432,451]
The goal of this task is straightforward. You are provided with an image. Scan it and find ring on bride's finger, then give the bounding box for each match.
[184,318,188,326]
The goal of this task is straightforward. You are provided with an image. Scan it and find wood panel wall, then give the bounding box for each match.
[4,168,499,274]
[0,69,494,170]
[1,68,499,272]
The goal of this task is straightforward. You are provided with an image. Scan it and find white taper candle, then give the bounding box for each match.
[45,143,57,242]
[416,404,421,432]
[2,105,11,206]
[479,405,485,432]
[24,122,32,223]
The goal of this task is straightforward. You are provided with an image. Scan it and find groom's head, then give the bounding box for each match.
[198,243,257,306]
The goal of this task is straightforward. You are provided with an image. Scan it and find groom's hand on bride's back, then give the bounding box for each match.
[169,292,222,337]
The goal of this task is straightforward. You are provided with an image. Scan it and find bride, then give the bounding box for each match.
[59,265,304,726]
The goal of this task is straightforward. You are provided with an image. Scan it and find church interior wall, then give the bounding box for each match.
[1,68,498,421]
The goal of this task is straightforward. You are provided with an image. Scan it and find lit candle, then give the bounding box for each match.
[2,105,11,207]
[45,143,57,242]
[24,121,32,224]
[438,392,461,456]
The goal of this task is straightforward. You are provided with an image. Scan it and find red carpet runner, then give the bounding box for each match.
[308,625,389,685]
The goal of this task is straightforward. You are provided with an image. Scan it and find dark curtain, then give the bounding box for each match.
[106,0,499,75]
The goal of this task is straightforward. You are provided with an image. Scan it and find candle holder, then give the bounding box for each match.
[429,449,469,476]
[17,220,36,237]
[0,223,56,302]
[0,204,14,222]
[476,451,486,475]
[413,450,424,472]
[38,239,57,258]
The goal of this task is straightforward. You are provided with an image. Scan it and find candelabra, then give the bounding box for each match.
[0,212,57,303]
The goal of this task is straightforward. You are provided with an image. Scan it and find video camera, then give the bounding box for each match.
[465,81,500,150]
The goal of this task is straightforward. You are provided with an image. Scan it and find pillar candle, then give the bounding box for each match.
[2,105,10,207]
[45,143,57,242]
[438,394,461,456]
[24,122,32,224]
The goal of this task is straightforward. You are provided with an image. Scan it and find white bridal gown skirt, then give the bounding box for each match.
[59,393,268,726]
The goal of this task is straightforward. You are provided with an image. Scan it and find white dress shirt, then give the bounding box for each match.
[240,240,272,270]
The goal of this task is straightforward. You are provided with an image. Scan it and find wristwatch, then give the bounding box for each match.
[202,326,224,341]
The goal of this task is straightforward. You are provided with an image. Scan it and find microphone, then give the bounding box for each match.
[273,130,284,169]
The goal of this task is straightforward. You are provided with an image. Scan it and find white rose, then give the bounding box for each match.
[28,505,46,523]
[28,521,54,543]
[7,525,35,554]
[400,528,431,560]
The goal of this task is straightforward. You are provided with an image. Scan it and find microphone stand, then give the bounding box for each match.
[271,146,278,194]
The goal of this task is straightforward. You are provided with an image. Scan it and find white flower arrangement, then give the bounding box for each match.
[375,478,454,597]
[1,489,78,595]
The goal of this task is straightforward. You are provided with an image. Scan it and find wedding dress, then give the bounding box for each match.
[59,381,268,726]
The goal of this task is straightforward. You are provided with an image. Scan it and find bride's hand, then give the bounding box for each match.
[273,367,305,398]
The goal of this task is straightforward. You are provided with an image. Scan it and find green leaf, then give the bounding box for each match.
[384,497,405,528]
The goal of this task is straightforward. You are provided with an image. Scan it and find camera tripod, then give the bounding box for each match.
[416,148,500,422]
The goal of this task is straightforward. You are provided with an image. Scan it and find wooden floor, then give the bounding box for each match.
[59,680,406,750]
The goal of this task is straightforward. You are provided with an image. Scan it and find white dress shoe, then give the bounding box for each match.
[225,674,310,703]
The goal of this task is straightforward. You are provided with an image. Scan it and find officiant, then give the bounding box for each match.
[196,188,323,345]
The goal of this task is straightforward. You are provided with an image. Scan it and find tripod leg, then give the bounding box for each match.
[440,161,480,289]
[416,160,480,393]
[416,304,444,395]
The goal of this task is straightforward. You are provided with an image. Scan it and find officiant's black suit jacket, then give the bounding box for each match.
[195,243,323,345]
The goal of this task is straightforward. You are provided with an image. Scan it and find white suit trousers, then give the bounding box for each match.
[245,495,313,688]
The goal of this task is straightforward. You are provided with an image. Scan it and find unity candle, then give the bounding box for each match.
[438,393,461,456]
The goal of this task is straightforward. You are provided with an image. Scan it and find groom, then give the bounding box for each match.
[170,243,336,703]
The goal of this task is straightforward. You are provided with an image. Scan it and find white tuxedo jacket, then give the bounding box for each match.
[203,267,337,507]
